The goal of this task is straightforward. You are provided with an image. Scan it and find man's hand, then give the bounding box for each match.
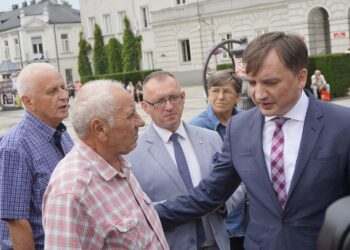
[6,219,35,250]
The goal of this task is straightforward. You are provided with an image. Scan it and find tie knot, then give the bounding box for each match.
[170,132,179,142]
[274,117,288,128]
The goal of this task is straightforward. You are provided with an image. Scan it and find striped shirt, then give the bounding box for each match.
[0,112,73,250]
[43,140,169,250]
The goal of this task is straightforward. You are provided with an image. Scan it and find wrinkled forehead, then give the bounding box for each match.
[25,68,62,90]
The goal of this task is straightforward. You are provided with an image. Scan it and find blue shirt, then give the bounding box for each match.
[189,105,241,139]
[0,112,73,250]
[189,105,245,237]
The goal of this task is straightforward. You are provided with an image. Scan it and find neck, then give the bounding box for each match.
[215,110,233,125]
[82,138,122,172]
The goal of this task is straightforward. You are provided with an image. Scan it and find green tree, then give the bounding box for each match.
[60,0,72,7]
[78,32,92,77]
[122,16,142,72]
[106,37,123,74]
[93,24,108,75]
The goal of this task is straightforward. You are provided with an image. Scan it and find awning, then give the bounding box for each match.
[0,59,19,73]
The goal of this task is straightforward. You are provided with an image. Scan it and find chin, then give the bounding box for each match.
[258,108,272,116]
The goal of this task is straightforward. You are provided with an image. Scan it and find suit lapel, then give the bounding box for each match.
[144,125,188,193]
[250,110,283,216]
[287,95,324,199]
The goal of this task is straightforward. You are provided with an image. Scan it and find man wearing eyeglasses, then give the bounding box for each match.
[127,71,240,250]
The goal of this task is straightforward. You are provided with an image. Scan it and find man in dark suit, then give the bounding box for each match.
[155,32,350,250]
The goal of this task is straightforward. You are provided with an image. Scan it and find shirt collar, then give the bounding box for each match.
[25,111,66,141]
[207,105,221,129]
[75,140,131,181]
[265,90,309,123]
[152,121,188,143]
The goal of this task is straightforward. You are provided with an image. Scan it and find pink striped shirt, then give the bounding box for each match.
[43,140,169,250]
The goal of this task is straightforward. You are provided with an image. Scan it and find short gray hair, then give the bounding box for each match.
[69,80,123,139]
[17,63,57,97]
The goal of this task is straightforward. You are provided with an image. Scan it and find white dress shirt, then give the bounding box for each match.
[263,91,309,194]
[152,122,202,186]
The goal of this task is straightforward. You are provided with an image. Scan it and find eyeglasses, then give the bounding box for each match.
[209,88,236,97]
[144,93,183,108]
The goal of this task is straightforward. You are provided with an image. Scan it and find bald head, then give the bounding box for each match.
[17,63,58,98]
[143,71,180,99]
[314,70,321,76]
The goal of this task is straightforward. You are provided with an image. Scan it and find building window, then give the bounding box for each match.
[176,0,186,5]
[179,39,191,63]
[117,11,126,33]
[88,17,96,37]
[255,28,269,37]
[220,33,233,60]
[65,68,73,83]
[31,36,43,60]
[103,14,112,35]
[140,6,150,29]
[4,40,10,59]
[61,34,70,53]
[143,51,154,69]
[14,38,20,58]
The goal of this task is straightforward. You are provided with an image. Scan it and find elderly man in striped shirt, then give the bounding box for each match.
[43,80,169,249]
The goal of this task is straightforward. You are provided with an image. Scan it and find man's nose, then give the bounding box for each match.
[164,100,175,110]
[60,88,69,99]
[254,83,267,100]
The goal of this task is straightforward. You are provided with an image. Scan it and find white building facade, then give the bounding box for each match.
[80,0,350,85]
[79,0,155,71]
[0,0,81,83]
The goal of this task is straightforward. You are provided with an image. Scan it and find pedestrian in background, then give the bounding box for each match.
[0,63,73,249]
[74,80,82,92]
[310,70,330,99]
[126,81,135,100]
[135,80,143,103]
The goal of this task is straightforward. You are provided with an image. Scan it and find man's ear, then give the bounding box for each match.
[91,118,108,142]
[21,96,34,110]
[141,101,150,114]
[297,68,308,89]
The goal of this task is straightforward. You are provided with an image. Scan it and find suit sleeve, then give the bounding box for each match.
[155,118,241,230]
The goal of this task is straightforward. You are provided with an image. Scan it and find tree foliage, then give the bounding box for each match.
[60,0,72,7]
[122,16,142,72]
[106,37,123,74]
[93,24,108,75]
[78,32,92,77]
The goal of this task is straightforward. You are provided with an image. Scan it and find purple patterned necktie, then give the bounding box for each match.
[270,117,288,209]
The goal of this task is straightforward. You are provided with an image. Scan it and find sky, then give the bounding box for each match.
[0,0,80,12]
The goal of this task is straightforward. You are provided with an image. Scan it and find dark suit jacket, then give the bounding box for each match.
[156,92,350,250]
